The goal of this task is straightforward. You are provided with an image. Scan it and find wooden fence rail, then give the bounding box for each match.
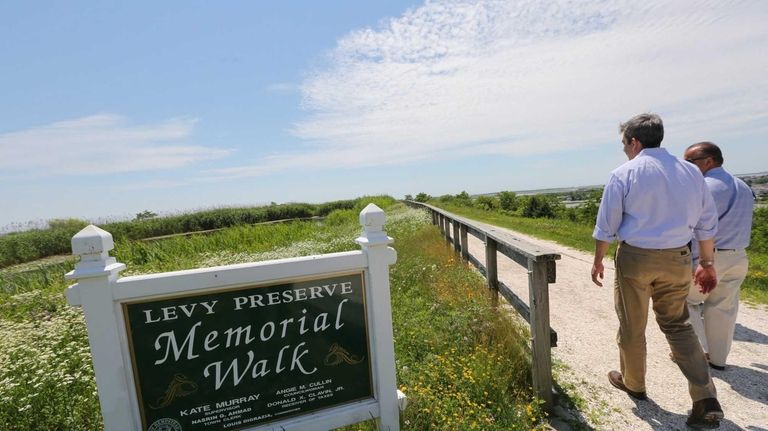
[406,201,561,410]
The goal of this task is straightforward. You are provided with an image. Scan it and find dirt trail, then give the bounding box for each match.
[464,221,768,430]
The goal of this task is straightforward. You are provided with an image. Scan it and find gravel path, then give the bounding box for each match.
[463,222,768,430]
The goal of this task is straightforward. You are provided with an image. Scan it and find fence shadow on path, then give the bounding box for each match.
[734,323,768,344]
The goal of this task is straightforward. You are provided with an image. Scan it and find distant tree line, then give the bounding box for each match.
[408,190,768,256]
[409,189,603,225]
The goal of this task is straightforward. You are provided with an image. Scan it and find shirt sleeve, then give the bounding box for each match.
[593,173,624,243]
[693,178,718,241]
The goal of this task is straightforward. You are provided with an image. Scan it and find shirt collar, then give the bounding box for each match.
[705,166,725,177]
[637,147,668,158]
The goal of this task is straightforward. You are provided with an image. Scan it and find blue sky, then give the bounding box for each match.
[2,0,767,229]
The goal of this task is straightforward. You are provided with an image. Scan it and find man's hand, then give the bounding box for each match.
[591,261,605,287]
[694,265,717,294]
[592,240,610,287]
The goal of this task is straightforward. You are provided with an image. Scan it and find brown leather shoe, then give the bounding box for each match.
[686,397,723,428]
[607,371,647,400]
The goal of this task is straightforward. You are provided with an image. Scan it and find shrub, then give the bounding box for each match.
[751,207,768,254]
[475,195,498,211]
[521,196,555,218]
[415,192,431,202]
[454,191,473,207]
[498,191,518,211]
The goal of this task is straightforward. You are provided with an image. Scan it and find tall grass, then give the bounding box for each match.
[0,202,548,430]
[0,196,396,269]
[384,210,545,430]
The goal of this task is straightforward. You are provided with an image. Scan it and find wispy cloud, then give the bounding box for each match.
[218,0,767,178]
[0,114,231,176]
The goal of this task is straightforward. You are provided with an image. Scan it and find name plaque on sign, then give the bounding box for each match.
[122,272,372,431]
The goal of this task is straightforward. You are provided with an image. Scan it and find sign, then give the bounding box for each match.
[122,272,372,431]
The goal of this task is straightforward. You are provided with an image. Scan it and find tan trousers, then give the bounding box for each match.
[687,249,748,367]
[614,242,717,402]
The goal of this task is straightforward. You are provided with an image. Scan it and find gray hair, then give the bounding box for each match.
[620,113,664,148]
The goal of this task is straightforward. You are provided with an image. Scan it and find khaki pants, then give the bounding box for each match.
[687,249,748,367]
[614,242,717,402]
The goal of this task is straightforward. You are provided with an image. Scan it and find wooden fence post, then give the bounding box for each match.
[443,216,451,242]
[460,224,469,262]
[485,237,498,304]
[528,259,554,410]
[453,220,461,253]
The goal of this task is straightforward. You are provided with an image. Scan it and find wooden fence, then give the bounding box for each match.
[406,201,560,410]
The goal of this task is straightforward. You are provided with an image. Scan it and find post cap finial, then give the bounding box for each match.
[356,203,393,247]
[71,225,114,260]
[359,203,386,231]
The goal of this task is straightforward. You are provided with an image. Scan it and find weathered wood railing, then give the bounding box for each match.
[406,201,560,410]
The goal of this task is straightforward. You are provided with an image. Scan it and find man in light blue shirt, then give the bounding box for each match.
[591,113,723,428]
[684,142,755,371]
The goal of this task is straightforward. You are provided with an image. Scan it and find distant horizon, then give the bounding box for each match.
[3,170,765,234]
[476,170,768,197]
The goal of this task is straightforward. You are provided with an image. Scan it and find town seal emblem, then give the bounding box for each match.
[148,418,182,431]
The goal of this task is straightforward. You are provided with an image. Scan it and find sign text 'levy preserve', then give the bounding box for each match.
[123,272,372,431]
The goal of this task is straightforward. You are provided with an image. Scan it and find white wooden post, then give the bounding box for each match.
[64,225,137,430]
[356,204,401,431]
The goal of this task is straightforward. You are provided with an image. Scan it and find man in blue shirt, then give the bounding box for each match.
[591,113,724,428]
[683,142,755,371]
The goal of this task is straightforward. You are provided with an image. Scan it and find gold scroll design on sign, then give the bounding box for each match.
[324,343,365,366]
[150,373,199,409]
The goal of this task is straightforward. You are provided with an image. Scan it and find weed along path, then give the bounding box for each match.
[462,221,768,430]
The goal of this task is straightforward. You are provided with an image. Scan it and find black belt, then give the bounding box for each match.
[715,248,736,252]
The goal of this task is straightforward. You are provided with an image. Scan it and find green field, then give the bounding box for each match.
[0,199,378,269]
[427,199,768,305]
[0,199,554,431]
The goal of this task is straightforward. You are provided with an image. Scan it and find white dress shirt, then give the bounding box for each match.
[593,147,718,249]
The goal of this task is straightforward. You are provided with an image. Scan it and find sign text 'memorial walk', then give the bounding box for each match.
[66,204,405,431]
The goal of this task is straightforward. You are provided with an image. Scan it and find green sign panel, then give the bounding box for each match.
[123,272,372,431]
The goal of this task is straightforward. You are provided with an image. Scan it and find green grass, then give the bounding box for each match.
[0,196,397,269]
[429,202,768,305]
[0,202,550,430]
[383,209,547,431]
[744,253,768,304]
[432,202,617,260]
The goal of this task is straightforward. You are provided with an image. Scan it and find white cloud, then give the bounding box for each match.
[0,114,231,176]
[219,0,768,178]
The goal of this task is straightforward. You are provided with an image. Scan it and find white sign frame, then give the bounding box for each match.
[66,204,405,431]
